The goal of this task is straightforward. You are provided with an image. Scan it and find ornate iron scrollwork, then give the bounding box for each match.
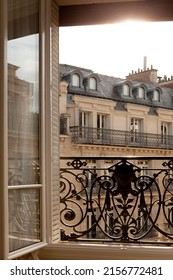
[60,158,173,244]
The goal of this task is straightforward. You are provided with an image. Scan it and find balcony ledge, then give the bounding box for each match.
[38,242,173,260]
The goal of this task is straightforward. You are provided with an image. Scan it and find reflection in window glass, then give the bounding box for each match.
[8,34,40,185]
[8,188,40,252]
[8,0,41,252]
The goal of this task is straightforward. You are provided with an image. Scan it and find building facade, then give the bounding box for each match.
[59,64,173,245]
[60,63,173,159]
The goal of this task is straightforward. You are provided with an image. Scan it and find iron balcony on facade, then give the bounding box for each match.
[60,156,173,246]
[70,126,173,149]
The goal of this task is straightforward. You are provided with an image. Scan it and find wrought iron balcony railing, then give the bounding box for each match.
[60,156,173,245]
[70,126,173,149]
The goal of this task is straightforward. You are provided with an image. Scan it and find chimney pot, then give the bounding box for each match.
[143,56,147,71]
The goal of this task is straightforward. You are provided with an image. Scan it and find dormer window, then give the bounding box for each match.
[72,74,80,87]
[153,89,160,102]
[123,84,130,96]
[138,87,145,99]
[89,77,97,90]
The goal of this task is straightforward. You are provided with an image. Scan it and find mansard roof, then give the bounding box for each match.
[60,64,173,110]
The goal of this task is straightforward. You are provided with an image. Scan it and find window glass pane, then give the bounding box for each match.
[8,188,40,252]
[123,84,130,96]
[72,74,80,87]
[8,0,41,252]
[138,87,144,98]
[8,0,40,186]
[153,90,159,101]
[89,77,96,90]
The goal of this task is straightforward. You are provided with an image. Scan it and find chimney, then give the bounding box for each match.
[143,56,147,71]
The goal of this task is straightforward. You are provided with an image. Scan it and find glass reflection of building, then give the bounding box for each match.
[8,63,39,186]
[7,0,41,253]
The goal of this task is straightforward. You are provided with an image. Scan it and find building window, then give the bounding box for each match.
[168,208,173,226]
[131,118,143,133]
[60,117,68,135]
[131,118,143,142]
[138,87,145,99]
[79,111,91,127]
[138,160,149,177]
[97,114,108,129]
[89,77,97,90]
[161,122,170,144]
[137,206,149,231]
[97,114,108,140]
[153,89,160,101]
[72,74,80,87]
[123,84,130,96]
[87,209,96,238]
[85,163,97,192]
[105,210,114,235]
[79,111,91,138]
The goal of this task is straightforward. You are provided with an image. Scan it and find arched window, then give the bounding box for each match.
[138,87,145,99]
[153,89,160,101]
[123,84,130,96]
[89,77,97,90]
[72,74,80,87]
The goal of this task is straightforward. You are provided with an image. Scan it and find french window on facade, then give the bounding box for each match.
[97,113,108,140]
[130,118,143,143]
[161,122,170,144]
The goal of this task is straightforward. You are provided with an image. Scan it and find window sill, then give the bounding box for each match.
[38,242,173,260]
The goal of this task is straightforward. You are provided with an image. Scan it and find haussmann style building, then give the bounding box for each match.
[59,63,173,248]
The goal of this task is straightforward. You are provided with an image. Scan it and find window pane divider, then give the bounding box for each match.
[8,184,42,190]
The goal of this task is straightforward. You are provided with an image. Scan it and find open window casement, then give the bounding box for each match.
[0,0,60,260]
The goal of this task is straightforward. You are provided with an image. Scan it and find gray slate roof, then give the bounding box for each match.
[60,64,173,110]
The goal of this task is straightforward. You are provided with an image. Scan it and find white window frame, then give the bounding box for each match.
[130,118,143,143]
[0,0,48,260]
[131,118,143,133]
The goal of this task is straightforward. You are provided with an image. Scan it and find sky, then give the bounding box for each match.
[59,20,173,79]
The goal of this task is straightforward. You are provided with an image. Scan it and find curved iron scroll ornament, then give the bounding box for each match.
[60,158,173,243]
